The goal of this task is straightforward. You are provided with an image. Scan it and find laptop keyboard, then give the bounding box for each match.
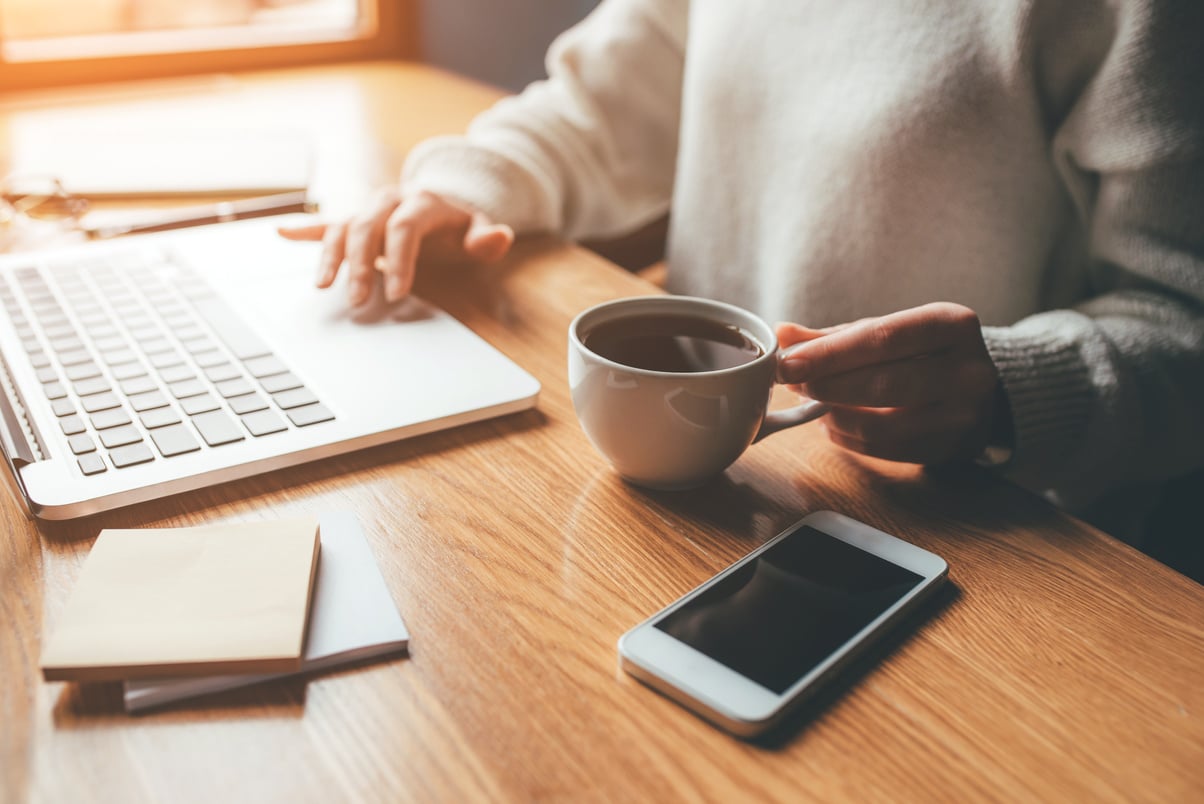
[0,250,335,477]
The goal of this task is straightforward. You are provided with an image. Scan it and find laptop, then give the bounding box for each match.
[0,216,541,519]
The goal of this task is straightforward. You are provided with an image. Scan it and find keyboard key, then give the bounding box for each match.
[109,442,155,468]
[272,386,318,409]
[57,348,92,366]
[52,398,77,417]
[111,361,148,381]
[184,339,219,357]
[149,350,183,369]
[192,349,227,368]
[260,372,302,394]
[242,354,287,378]
[91,407,132,430]
[129,326,161,342]
[150,423,201,457]
[120,375,158,396]
[174,324,205,342]
[191,296,272,360]
[80,391,121,413]
[60,415,86,436]
[43,382,67,400]
[191,410,245,446]
[215,378,255,399]
[286,403,335,427]
[101,348,139,366]
[49,336,85,353]
[35,366,58,384]
[140,337,174,354]
[168,378,207,399]
[181,393,220,416]
[128,390,170,412]
[85,323,119,340]
[78,453,107,475]
[93,335,126,352]
[140,407,182,429]
[99,425,142,449]
[228,392,268,415]
[158,364,195,384]
[64,362,101,382]
[112,303,142,318]
[68,434,96,454]
[241,409,288,436]
[204,363,241,383]
[28,351,50,368]
[73,376,112,397]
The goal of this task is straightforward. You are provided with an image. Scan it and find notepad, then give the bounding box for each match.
[124,511,409,712]
[41,518,320,682]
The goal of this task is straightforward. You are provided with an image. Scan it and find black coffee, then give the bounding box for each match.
[584,313,764,372]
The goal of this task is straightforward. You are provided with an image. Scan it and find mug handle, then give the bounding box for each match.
[754,398,829,442]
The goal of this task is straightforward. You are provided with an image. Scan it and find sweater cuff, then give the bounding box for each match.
[400,136,559,234]
[981,318,1096,489]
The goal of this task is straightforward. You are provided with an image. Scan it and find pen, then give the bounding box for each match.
[83,191,317,239]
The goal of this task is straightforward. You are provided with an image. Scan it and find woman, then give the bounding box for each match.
[283,0,1204,549]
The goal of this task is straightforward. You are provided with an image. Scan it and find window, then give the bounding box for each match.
[0,0,411,90]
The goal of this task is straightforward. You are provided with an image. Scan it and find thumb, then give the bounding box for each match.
[775,322,827,349]
[462,212,515,262]
[775,322,830,384]
[277,223,327,241]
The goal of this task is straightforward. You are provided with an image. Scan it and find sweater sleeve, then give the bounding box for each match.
[982,0,1204,513]
[400,0,687,240]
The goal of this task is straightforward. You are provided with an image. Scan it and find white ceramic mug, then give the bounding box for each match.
[568,295,827,490]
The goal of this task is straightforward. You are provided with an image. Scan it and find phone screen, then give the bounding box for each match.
[654,526,924,694]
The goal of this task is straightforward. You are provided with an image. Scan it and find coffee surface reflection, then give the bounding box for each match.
[583,313,764,373]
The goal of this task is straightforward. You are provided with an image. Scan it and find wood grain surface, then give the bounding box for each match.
[2,62,1202,804]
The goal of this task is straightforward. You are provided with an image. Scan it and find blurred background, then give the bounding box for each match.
[0,0,600,91]
[420,0,597,91]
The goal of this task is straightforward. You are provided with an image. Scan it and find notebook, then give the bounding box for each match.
[41,517,320,682]
[124,510,409,712]
[0,216,541,519]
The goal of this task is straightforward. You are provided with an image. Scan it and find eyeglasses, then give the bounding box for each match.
[0,175,91,252]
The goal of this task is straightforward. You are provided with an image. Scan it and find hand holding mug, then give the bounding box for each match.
[776,302,1006,465]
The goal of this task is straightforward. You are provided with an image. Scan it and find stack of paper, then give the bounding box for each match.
[41,518,321,682]
[40,512,409,712]
[124,511,410,712]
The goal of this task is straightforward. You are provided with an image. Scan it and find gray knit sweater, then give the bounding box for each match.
[401,0,1204,542]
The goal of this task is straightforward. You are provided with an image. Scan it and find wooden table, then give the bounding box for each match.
[2,61,1202,803]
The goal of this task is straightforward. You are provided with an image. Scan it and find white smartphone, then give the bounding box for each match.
[618,510,948,737]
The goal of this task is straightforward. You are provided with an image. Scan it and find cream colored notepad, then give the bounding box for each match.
[125,511,409,711]
[41,519,320,683]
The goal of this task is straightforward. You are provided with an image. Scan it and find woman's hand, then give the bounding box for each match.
[278,189,514,306]
[775,302,1005,464]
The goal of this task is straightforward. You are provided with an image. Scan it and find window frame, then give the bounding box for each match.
[0,0,414,91]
